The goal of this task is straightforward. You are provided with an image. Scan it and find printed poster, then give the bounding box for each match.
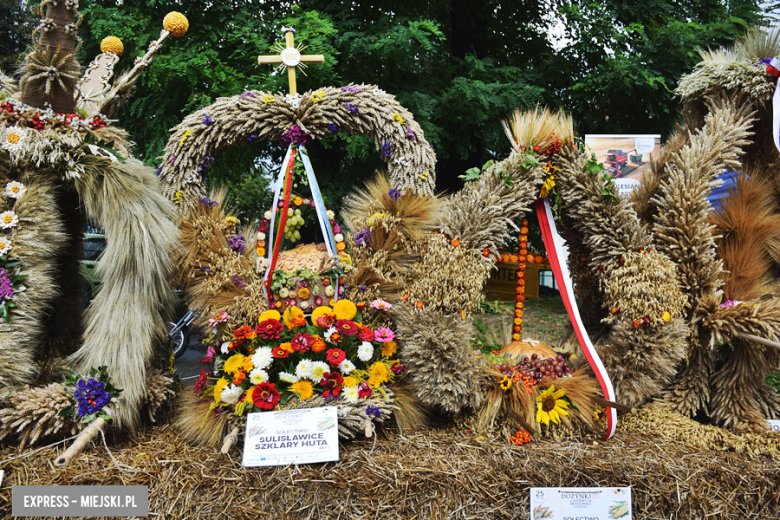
[242,406,339,467]
[530,487,632,519]
[584,135,661,193]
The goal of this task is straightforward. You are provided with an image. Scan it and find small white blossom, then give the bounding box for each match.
[220,384,243,404]
[295,359,314,380]
[0,236,11,256]
[249,369,269,385]
[338,359,355,375]
[357,342,374,362]
[343,385,359,403]
[334,233,344,242]
[220,341,232,354]
[4,181,25,199]
[251,347,274,370]
[279,371,299,383]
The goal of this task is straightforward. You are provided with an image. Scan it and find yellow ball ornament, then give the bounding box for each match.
[163,12,189,37]
[100,36,124,56]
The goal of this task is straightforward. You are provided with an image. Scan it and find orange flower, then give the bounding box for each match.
[535,255,543,264]
[515,302,524,309]
[401,293,410,302]
[516,295,525,302]
[514,317,523,325]
[297,287,311,299]
[257,240,266,247]
[526,254,535,263]
[633,319,642,329]
[519,248,528,256]
[501,254,510,263]
[415,300,425,309]
[610,307,619,315]
[519,235,528,243]
[513,325,522,333]
[293,196,303,206]
[311,335,326,353]
[519,226,529,235]
[256,247,266,256]
[233,370,246,386]
[517,271,525,279]
[662,311,671,322]
[280,342,294,353]
[451,238,460,247]
[336,242,346,251]
[283,306,306,329]
[515,309,523,318]
[510,255,518,263]
[516,286,525,294]
[482,248,491,257]
[512,333,521,341]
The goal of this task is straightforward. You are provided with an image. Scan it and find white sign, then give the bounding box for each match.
[634,137,655,154]
[614,178,640,196]
[281,47,301,67]
[769,419,780,432]
[242,406,339,467]
[530,487,632,519]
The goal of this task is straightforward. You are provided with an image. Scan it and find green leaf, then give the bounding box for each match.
[458,167,482,181]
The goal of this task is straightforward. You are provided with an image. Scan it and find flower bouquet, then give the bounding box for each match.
[195,298,405,439]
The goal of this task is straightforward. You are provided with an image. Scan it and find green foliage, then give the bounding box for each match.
[767,370,780,394]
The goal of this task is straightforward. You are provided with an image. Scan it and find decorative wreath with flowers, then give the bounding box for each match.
[195,298,404,439]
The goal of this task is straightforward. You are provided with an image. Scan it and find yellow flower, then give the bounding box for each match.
[662,311,671,322]
[223,354,246,375]
[262,95,276,105]
[311,306,335,327]
[338,252,353,267]
[539,175,556,198]
[163,11,189,37]
[333,300,357,320]
[311,90,325,103]
[593,408,606,423]
[179,128,193,147]
[342,376,359,387]
[283,306,306,329]
[535,385,570,426]
[242,357,254,373]
[500,375,512,390]
[172,190,183,205]
[392,112,405,125]
[367,362,391,388]
[382,340,397,357]
[368,212,387,226]
[225,216,240,227]
[258,309,282,322]
[289,380,314,401]
[213,378,229,403]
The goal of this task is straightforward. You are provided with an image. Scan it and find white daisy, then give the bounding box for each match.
[249,368,269,385]
[256,232,266,241]
[0,211,18,229]
[220,384,243,404]
[324,326,338,344]
[338,359,356,375]
[279,287,290,298]
[220,341,232,354]
[4,181,25,199]
[279,371,299,384]
[357,341,374,362]
[264,210,273,220]
[2,126,26,152]
[295,359,314,380]
[326,210,335,219]
[310,361,330,381]
[251,346,274,370]
[0,236,11,256]
[334,233,344,242]
[343,385,359,403]
[325,285,335,297]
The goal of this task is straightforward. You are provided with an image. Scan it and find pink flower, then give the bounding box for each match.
[370,299,392,311]
[374,328,395,342]
[208,311,230,328]
[198,346,216,364]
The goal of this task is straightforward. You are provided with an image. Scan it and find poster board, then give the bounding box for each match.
[584,134,661,181]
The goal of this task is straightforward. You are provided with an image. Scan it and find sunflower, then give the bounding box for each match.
[535,385,570,426]
[289,380,313,401]
[500,375,512,390]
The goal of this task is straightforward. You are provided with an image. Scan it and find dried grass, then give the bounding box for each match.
[2,414,780,519]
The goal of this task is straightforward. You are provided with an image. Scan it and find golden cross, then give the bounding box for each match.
[257,28,324,95]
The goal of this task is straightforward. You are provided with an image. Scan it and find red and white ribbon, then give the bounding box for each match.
[535,199,618,440]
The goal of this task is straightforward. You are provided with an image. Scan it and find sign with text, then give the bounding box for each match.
[242,406,339,467]
[769,419,780,432]
[584,134,661,182]
[530,487,632,520]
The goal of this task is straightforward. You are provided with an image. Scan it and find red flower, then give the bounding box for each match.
[272,345,290,358]
[326,348,346,366]
[358,326,375,343]
[320,372,344,398]
[256,319,283,339]
[291,332,313,353]
[315,314,334,329]
[358,382,373,398]
[232,324,256,347]
[193,369,208,395]
[335,320,359,337]
[252,382,280,410]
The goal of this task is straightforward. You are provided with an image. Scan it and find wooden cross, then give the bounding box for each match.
[257,28,324,95]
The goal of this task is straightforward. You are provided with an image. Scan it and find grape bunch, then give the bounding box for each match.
[284,208,305,242]
[517,353,572,382]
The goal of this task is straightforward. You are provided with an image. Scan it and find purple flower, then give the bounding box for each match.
[344,102,359,114]
[232,275,247,287]
[366,405,381,418]
[74,378,112,417]
[387,189,400,202]
[198,197,219,208]
[405,128,416,140]
[380,140,393,161]
[759,57,773,66]
[227,234,246,254]
[156,166,163,176]
[298,280,309,288]
[246,135,258,142]
[240,91,256,99]
[170,155,177,164]
[281,123,312,146]
[333,225,342,234]
[203,113,213,126]
[258,224,268,233]
[355,228,371,247]
[341,86,364,93]
[327,123,338,133]
[358,282,367,293]
[391,363,407,375]
[0,268,13,300]
[198,156,214,174]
